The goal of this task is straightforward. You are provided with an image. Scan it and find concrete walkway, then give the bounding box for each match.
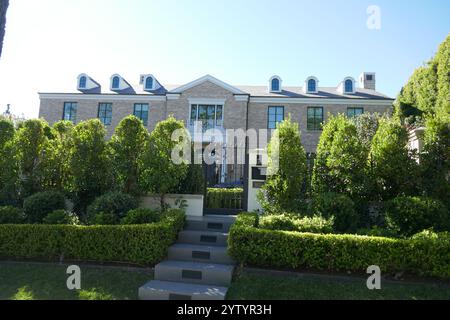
[139,215,236,300]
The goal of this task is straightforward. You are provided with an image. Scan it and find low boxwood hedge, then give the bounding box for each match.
[206,188,243,209]
[0,209,185,265]
[228,213,450,279]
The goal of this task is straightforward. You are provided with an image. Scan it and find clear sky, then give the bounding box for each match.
[0,0,449,118]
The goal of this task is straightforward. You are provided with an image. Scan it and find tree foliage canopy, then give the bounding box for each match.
[259,117,308,213]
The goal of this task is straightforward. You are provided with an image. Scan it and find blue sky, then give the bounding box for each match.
[0,0,449,118]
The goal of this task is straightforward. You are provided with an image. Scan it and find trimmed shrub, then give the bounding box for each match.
[23,191,66,223]
[121,208,161,225]
[42,210,79,225]
[92,212,119,225]
[207,188,243,209]
[86,192,138,224]
[385,196,449,237]
[312,192,359,233]
[228,213,450,279]
[0,206,25,224]
[0,209,185,265]
[259,214,333,234]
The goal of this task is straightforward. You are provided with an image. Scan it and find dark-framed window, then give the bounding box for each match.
[98,103,112,126]
[63,102,77,123]
[134,103,149,126]
[112,76,120,89]
[189,104,223,131]
[347,107,364,118]
[145,77,154,90]
[79,76,86,89]
[308,79,317,92]
[271,78,280,92]
[268,106,284,129]
[345,79,353,93]
[307,107,323,131]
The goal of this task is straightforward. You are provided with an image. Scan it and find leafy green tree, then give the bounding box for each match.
[311,114,342,196]
[140,116,189,209]
[68,119,112,214]
[312,115,368,202]
[109,115,149,195]
[435,34,450,119]
[395,34,449,124]
[369,119,418,201]
[352,112,381,151]
[14,119,52,197]
[0,118,18,205]
[43,121,74,192]
[420,117,450,207]
[258,117,308,213]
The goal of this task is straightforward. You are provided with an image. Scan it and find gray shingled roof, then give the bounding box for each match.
[234,85,393,100]
[42,79,393,100]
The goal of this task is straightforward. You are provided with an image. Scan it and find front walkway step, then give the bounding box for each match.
[139,280,228,300]
[177,230,228,246]
[186,216,236,232]
[168,243,234,265]
[154,260,234,287]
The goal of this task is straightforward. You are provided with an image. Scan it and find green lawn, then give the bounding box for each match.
[227,270,450,300]
[1,262,449,300]
[0,262,152,300]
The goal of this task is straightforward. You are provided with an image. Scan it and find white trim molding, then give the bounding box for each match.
[166,93,181,100]
[234,95,250,102]
[250,97,394,106]
[38,93,166,102]
[171,74,246,95]
[188,98,226,105]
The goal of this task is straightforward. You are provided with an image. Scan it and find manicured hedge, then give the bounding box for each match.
[228,213,450,279]
[206,188,243,209]
[0,209,185,265]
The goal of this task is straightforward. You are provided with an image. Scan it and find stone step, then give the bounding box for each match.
[178,230,229,247]
[139,280,228,300]
[154,260,234,287]
[168,243,234,265]
[186,215,236,232]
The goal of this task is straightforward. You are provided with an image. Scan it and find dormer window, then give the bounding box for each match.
[77,73,101,93]
[305,76,319,94]
[269,76,282,93]
[145,77,154,90]
[308,79,316,92]
[112,76,120,90]
[345,79,353,93]
[79,76,87,89]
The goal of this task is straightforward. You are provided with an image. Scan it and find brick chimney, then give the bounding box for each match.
[359,72,376,90]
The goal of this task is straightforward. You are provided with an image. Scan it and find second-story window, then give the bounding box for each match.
[347,107,364,118]
[134,103,149,126]
[307,107,323,131]
[98,103,112,126]
[268,106,284,129]
[190,104,223,131]
[63,102,77,123]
